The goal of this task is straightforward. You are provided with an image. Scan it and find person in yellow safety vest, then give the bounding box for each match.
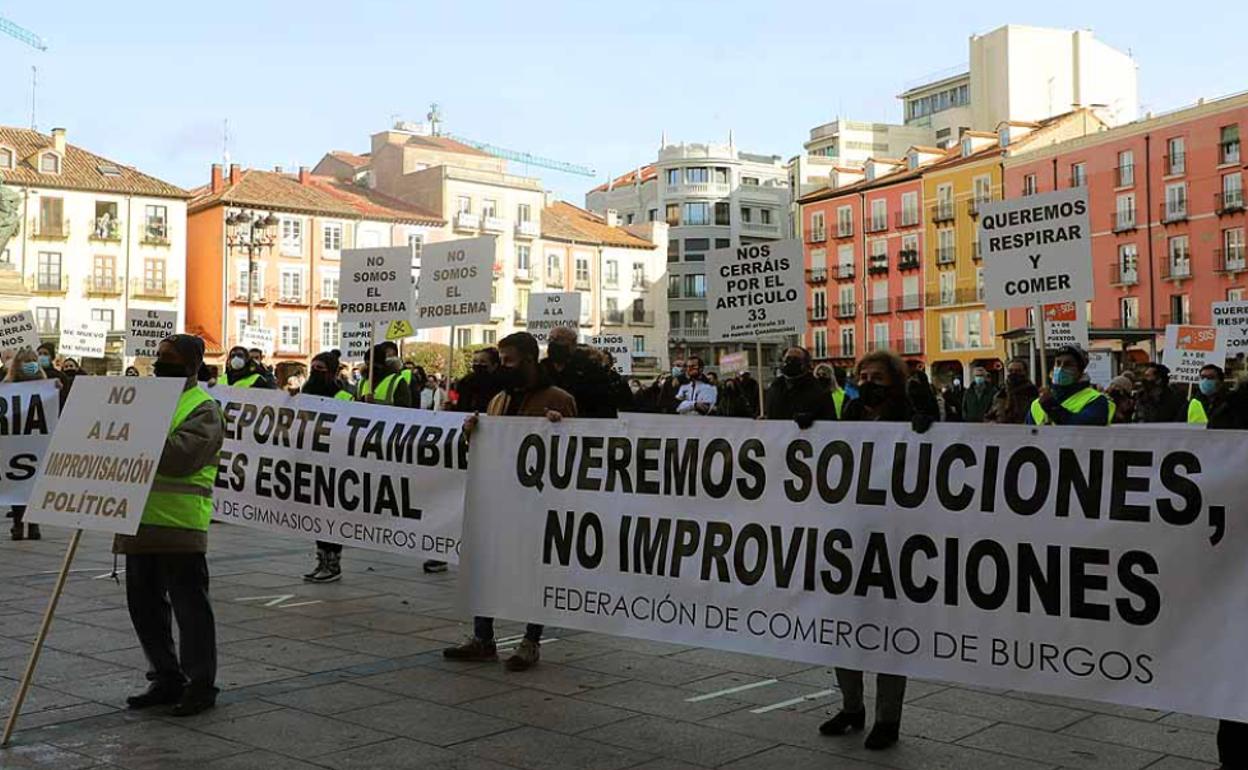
[1026,344,1113,426]
[357,341,413,407]
[1188,364,1227,424]
[114,334,225,718]
[223,345,273,389]
[814,364,848,419]
[298,349,352,583]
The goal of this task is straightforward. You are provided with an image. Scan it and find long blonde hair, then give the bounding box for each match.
[5,348,46,382]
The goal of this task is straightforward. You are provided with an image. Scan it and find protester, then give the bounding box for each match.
[5,348,47,541]
[357,342,412,407]
[300,350,352,584]
[764,347,837,426]
[125,365,141,377]
[1026,345,1111,425]
[705,371,719,388]
[36,342,65,389]
[814,364,848,419]
[822,349,918,750]
[942,377,964,421]
[541,326,620,418]
[961,365,997,423]
[713,375,755,417]
[1132,362,1186,423]
[224,346,273,389]
[985,358,1037,424]
[1187,364,1226,424]
[419,372,446,410]
[906,369,940,424]
[452,347,503,414]
[674,356,717,415]
[737,369,761,417]
[1105,375,1137,424]
[116,334,223,717]
[445,331,575,671]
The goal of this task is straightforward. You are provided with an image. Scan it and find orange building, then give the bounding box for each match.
[186,164,444,363]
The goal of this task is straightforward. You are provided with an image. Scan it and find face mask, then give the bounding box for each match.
[20,362,39,377]
[973,375,986,386]
[498,364,525,390]
[1051,367,1077,387]
[952,378,962,388]
[1007,373,1025,387]
[671,367,682,378]
[781,357,804,378]
[385,356,400,368]
[472,364,490,376]
[37,355,50,368]
[229,356,246,371]
[548,344,572,364]
[153,361,188,379]
[857,380,886,407]
[1199,378,1218,396]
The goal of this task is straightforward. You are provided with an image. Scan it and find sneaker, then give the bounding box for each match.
[126,682,183,710]
[169,688,217,717]
[422,560,448,574]
[505,639,540,672]
[443,637,498,662]
[26,524,40,540]
[302,551,326,581]
[307,553,342,584]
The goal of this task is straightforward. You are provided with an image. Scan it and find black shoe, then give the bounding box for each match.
[26,524,40,540]
[443,637,498,662]
[422,560,448,574]
[864,721,900,750]
[819,710,866,736]
[9,525,23,541]
[126,683,183,710]
[169,689,217,717]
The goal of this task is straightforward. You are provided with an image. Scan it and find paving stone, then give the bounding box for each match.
[1061,714,1219,763]
[559,632,693,656]
[1006,689,1166,722]
[0,681,89,712]
[335,698,518,746]
[0,649,129,684]
[718,744,888,770]
[464,660,627,696]
[1158,712,1219,734]
[460,688,634,734]
[319,737,516,770]
[583,714,774,767]
[58,608,136,633]
[0,741,98,769]
[1139,757,1218,770]
[260,681,405,715]
[229,615,347,639]
[459,725,654,770]
[214,660,305,690]
[315,630,444,658]
[352,665,516,704]
[959,723,1162,769]
[44,671,145,706]
[220,636,355,668]
[666,648,819,678]
[199,707,390,760]
[781,667,950,703]
[567,650,722,686]
[575,679,748,720]
[334,610,451,634]
[620,761,711,770]
[676,672,819,706]
[191,750,326,769]
[47,718,248,769]
[5,701,118,731]
[36,622,138,656]
[910,686,1089,730]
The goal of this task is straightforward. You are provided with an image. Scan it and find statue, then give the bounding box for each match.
[0,173,19,257]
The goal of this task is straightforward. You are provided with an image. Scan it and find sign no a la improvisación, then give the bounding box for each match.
[980,187,1093,310]
[24,377,185,535]
[412,236,495,329]
[706,240,805,341]
[528,292,581,346]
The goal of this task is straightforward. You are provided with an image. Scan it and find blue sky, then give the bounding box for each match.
[1,1,1244,202]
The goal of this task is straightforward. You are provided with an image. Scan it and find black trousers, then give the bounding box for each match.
[125,553,217,694]
[1220,720,1248,768]
[315,541,342,555]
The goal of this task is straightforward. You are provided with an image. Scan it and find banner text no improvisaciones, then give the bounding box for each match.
[459,414,1248,721]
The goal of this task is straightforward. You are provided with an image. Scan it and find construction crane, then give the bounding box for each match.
[425,103,595,178]
[0,14,47,51]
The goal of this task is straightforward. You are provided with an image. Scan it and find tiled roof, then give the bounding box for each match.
[328,150,370,168]
[189,169,359,217]
[404,135,489,157]
[305,176,444,225]
[541,201,654,249]
[0,126,188,198]
[591,165,657,193]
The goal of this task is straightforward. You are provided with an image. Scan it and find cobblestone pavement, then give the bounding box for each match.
[0,525,1221,769]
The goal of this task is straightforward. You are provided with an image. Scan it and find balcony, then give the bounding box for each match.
[1165,153,1186,176]
[806,267,828,284]
[898,250,920,270]
[665,181,731,197]
[930,203,955,224]
[230,283,273,304]
[1216,190,1245,216]
[30,217,69,240]
[574,276,590,290]
[1108,265,1139,287]
[1161,258,1192,283]
[89,217,122,242]
[834,263,855,280]
[867,257,889,275]
[1113,209,1138,233]
[926,287,981,307]
[1112,317,1141,330]
[671,326,710,340]
[827,344,856,360]
[1222,141,1242,166]
[314,290,338,308]
[602,311,624,326]
[867,297,891,315]
[142,221,170,246]
[1160,202,1188,224]
[514,266,533,282]
[26,273,67,294]
[834,302,856,319]
[936,247,956,265]
[971,242,982,262]
[83,275,123,297]
[515,220,540,239]
[742,221,781,236]
[630,311,655,326]
[899,294,922,311]
[1215,248,1247,276]
[482,216,506,233]
[1160,313,1188,327]
[967,198,992,218]
[864,216,888,234]
[895,211,920,229]
[454,212,480,231]
[808,228,827,243]
[274,340,311,357]
[1115,165,1135,187]
[489,303,506,322]
[275,289,309,306]
[901,337,923,355]
[131,278,178,299]
[835,222,854,239]
[546,272,564,287]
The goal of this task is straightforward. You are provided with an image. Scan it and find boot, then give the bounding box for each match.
[505,639,540,672]
[864,721,900,750]
[303,550,326,582]
[26,524,40,540]
[819,710,866,736]
[169,687,217,717]
[443,637,498,662]
[307,551,341,584]
[9,524,23,541]
[126,682,183,710]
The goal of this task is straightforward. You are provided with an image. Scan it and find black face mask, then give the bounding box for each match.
[781,357,804,378]
[472,364,491,376]
[548,344,572,365]
[1006,373,1026,388]
[857,381,887,408]
[153,361,188,379]
[498,365,525,391]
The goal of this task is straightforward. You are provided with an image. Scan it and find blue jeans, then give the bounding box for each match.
[474,616,542,644]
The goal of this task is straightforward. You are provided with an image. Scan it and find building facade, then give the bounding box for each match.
[0,126,188,372]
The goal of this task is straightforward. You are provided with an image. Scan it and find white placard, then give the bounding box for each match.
[528,292,582,346]
[590,334,632,374]
[57,320,109,359]
[1086,351,1113,388]
[1211,301,1248,353]
[1163,324,1227,384]
[240,325,275,356]
[461,414,1248,722]
[24,377,185,535]
[1040,301,1088,349]
[338,245,415,326]
[979,187,1093,310]
[0,310,41,355]
[412,236,495,329]
[340,320,373,363]
[0,380,60,505]
[126,309,178,358]
[719,351,750,376]
[706,240,805,341]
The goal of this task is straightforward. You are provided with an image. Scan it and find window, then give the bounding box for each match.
[939,271,955,305]
[482,199,498,218]
[321,318,341,349]
[238,262,264,298]
[938,228,955,264]
[1117,150,1135,186]
[665,204,680,226]
[35,307,59,334]
[667,275,680,299]
[517,287,530,314]
[872,323,888,351]
[1115,194,1135,230]
[457,195,472,213]
[144,205,169,242]
[91,255,116,292]
[683,274,707,299]
[280,216,302,255]
[902,275,919,307]
[871,281,887,314]
[740,207,752,224]
[1169,235,1191,277]
[761,208,773,225]
[901,233,918,260]
[811,212,825,239]
[904,320,920,347]
[742,176,760,187]
[1118,244,1138,284]
[457,328,472,348]
[1170,294,1190,325]
[1023,174,1037,196]
[1223,125,1242,165]
[973,175,992,203]
[668,239,679,263]
[517,203,531,222]
[632,262,645,289]
[813,328,828,359]
[37,251,61,290]
[0,147,11,169]
[1224,173,1244,210]
[715,238,731,249]
[516,244,530,272]
[39,152,60,174]
[812,288,827,319]
[38,197,63,236]
[1070,163,1086,188]
[1120,297,1139,328]
[967,312,983,348]
[1229,288,1246,302]
[684,202,710,226]
[482,330,497,345]
[837,284,855,315]
[976,267,985,301]
[321,270,340,302]
[837,206,852,236]
[836,244,854,277]
[940,316,956,351]
[604,260,618,288]
[575,256,590,286]
[647,209,658,222]
[625,213,634,225]
[280,268,304,301]
[901,192,918,225]
[1165,183,1187,219]
[1166,137,1186,174]
[546,253,562,283]
[685,167,708,184]
[90,308,115,330]
[870,200,886,231]
[279,317,303,352]
[1226,228,1245,269]
[710,201,730,226]
[407,233,423,259]
[669,311,681,330]
[632,335,646,354]
[685,311,707,330]
[135,259,163,295]
[605,297,619,319]
[714,167,729,184]
[839,327,855,358]
[322,223,343,253]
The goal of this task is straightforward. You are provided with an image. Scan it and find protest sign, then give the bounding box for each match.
[1163,324,1226,384]
[57,320,108,359]
[1086,351,1113,388]
[528,293,582,346]
[0,311,40,356]
[0,381,59,505]
[1211,301,1248,353]
[209,386,469,561]
[980,187,1092,310]
[338,245,415,326]
[461,414,1248,721]
[125,309,177,357]
[1041,301,1088,349]
[341,321,373,363]
[24,377,184,535]
[719,351,750,376]
[706,240,805,341]
[240,325,275,356]
[589,334,632,374]
[412,236,494,329]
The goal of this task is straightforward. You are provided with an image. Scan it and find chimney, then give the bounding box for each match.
[228,164,241,185]
[51,127,66,155]
[298,166,310,185]
[605,209,619,227]
[273,165,284,173]
[210,164,224,193]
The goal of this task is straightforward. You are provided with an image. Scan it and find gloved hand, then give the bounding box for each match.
[911,413,934,434]
[794,412,815,430]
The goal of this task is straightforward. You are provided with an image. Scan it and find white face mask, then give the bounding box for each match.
[229,356,246,371]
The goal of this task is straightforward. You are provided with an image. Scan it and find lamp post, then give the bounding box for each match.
[225,209,278,327]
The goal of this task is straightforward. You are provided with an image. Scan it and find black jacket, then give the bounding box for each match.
[764,374,838,423]
[452,371,505,413]
[1133,385,1186,423]
[541,350,620,419]
[1208,385,1248,430]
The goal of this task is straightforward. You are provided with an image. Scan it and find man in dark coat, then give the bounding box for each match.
[764,347,837,426]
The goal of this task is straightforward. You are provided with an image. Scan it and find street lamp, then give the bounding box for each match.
[225,209,279,326]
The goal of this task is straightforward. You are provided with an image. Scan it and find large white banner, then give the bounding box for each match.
[209,386,469,562]
[461,414,1248,721]
[0,381,60,505]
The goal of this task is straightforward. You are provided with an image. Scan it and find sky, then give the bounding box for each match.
[1,0,1245,202]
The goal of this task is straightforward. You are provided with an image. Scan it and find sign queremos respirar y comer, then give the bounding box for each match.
[979,187,1093,310]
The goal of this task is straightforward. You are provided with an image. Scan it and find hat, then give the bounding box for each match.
[161,334,206,371]
[1054,344,1088,369]
[1106,375,1133,394]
